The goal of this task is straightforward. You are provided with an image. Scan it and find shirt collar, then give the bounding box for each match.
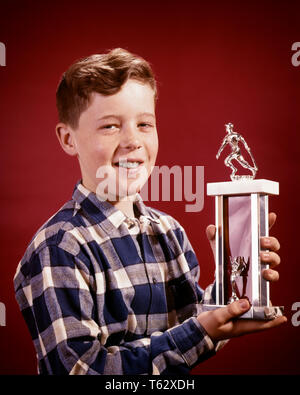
[72,180,160,234]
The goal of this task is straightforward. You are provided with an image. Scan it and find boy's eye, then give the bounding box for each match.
[101,124,119,131]
[138,122,153,129]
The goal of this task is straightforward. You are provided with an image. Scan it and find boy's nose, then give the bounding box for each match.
[120,125,142,150]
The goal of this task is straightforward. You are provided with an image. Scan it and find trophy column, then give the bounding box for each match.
[205,179,283,320]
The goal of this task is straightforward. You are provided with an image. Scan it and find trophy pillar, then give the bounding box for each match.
[205,179,283,320]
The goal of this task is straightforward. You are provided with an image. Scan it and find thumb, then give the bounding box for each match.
[206,225,216,259]
[268,212,277,230]
[216,299,251,324]
[206,224,216,242]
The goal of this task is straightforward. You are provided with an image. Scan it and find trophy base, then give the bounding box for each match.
[202,304,284,320]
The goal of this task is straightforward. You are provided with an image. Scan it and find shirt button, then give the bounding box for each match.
[153,277,157,284]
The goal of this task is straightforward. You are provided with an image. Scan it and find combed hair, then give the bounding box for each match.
[56,48,157,129]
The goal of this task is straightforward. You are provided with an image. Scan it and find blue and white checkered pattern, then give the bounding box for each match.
[14,181,218,375]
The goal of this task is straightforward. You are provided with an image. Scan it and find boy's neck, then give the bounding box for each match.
[81,180,137,219]
[111,197,136,218]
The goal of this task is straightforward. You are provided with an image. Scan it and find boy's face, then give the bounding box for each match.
[69,79,158,201]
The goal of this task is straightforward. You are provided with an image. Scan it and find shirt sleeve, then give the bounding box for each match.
[172,219,229,355]
[14,241,217,375]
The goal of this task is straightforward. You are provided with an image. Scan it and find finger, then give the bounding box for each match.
[260,251,281,268]
[261,236,280,252]
[230,315,287,338]
[213,299,251,325]
[262,268,279,282]
[268,212,277,230]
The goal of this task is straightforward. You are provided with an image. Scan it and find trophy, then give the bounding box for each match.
[204,123,284,320]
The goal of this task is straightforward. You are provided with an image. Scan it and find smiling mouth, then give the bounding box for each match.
[114,160,144,169]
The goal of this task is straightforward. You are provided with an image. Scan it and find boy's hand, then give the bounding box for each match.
[197,299,287,342]
[206,212,280,283]
[202,212,287,341]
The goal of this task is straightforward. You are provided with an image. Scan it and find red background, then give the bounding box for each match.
[0,0,299,375]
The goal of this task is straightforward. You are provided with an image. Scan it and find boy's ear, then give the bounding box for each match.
[56,123,78,156]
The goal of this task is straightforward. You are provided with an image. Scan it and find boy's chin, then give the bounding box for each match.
[95,186,143,203]
[117,184,143,200]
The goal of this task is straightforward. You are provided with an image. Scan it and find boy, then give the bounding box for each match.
[14,48,285,375]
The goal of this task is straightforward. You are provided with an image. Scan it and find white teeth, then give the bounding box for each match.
[118,161,140,169]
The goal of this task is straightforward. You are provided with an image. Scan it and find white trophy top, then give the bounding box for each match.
[207,179,279,196]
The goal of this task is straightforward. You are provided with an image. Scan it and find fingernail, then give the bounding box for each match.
[264,237,271,246]
[239,299,249,309]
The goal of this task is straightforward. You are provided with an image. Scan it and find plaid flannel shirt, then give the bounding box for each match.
[14,181,218,375]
